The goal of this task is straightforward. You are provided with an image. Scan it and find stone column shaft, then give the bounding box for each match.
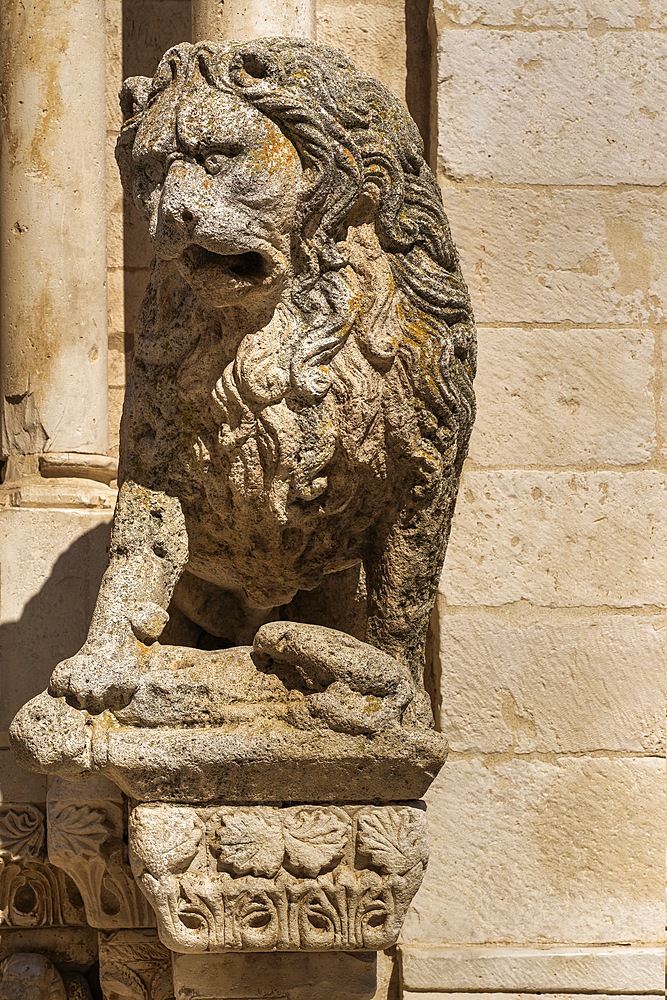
[0,0,109,462]
[192,0,316,44]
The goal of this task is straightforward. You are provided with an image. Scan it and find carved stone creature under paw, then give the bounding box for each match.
[12,38,475,778]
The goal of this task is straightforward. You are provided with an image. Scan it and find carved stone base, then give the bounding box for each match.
[129,803,428,953]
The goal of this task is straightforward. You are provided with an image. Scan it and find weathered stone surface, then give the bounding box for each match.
[0,799,88,928]
[98,929,174,1000]
[0,954,68,1000]
[173,951,377,1000]
[436,31,667,184]
[46,776,154,930]
[400,946,664,993]
[469,328,656,467]
[443,186,667,325]
[433,0,667,28]
[43,38,476,730]
[12,37,473,826]
[437,611,666,753]
[660,327,667,459]
[0,751,46,804]
[10,688,447,803]
[402,758,665,945]
[130,802,427,952]
[406,995,650,1000]
[0,928,98,971]
[318,0,407,102]
[0,0,109,459]
[442,470,667,608]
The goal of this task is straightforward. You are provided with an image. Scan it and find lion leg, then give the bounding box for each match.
[363,477,461,728]
[49,479,189,713]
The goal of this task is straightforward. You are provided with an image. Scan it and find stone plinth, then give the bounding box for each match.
[171,952,377,1000]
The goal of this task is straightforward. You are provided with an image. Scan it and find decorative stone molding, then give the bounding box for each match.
[46,778,154,931]
[0,805,86,928]
[129,803,427,953]
[98,931,174,1000]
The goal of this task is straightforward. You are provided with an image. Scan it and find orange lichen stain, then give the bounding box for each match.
[1,1,70,175]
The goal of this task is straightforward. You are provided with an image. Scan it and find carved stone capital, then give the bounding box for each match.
[129,802,427,953]
[46,777,154,930]
[98,931,174,1000]
[0,804,86,928]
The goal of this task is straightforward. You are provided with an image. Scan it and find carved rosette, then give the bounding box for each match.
[0,805,86,928]
[129,803,427,953]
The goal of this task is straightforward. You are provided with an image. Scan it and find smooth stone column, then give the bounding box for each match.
[0,0,109,468]
[192,0,316,44]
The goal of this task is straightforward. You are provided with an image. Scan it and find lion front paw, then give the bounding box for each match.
[48,644,144,715]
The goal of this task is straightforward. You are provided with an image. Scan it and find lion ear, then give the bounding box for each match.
[119,75,152,124]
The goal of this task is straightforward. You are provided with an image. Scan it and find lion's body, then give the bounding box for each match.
[49,38,475,724]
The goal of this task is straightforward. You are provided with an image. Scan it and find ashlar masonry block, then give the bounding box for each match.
[433,0,667,32]
[436,30,667,185]
[441,469,667,608]
[441,186,667,326]
[469,327,656,467]
[437,611,666,754]
[401,757,665,946]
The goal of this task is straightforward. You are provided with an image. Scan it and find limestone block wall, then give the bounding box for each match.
[398,3,666,997]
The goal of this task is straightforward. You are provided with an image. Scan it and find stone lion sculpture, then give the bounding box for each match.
[48,38,476,734]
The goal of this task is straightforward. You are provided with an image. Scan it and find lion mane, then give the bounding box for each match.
[117,37,475,497]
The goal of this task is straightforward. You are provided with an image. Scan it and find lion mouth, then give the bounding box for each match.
[182,244,269,283]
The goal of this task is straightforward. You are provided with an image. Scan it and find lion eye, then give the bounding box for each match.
[203,148,242,174]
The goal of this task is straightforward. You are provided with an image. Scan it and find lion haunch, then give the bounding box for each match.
[49,39,476,728]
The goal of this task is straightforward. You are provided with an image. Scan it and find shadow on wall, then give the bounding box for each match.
[0,521,111,732]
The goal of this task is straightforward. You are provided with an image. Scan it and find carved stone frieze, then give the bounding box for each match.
[0,806,86,928]
[46,778,154,930]
[129,803,427,953]
[98,930,174,1000]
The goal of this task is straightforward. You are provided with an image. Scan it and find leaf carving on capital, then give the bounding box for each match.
[129,802,428,952]
[212,813,284,878]
[99,930,174,1000]
[356,808,428,875]
[283,807,350,877]
[99,963,149,1000]
[48,805,109,860]
[0,806,45,861]
[47,798,154,930]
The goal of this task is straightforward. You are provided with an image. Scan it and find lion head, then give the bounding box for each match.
[116,39,476,607]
